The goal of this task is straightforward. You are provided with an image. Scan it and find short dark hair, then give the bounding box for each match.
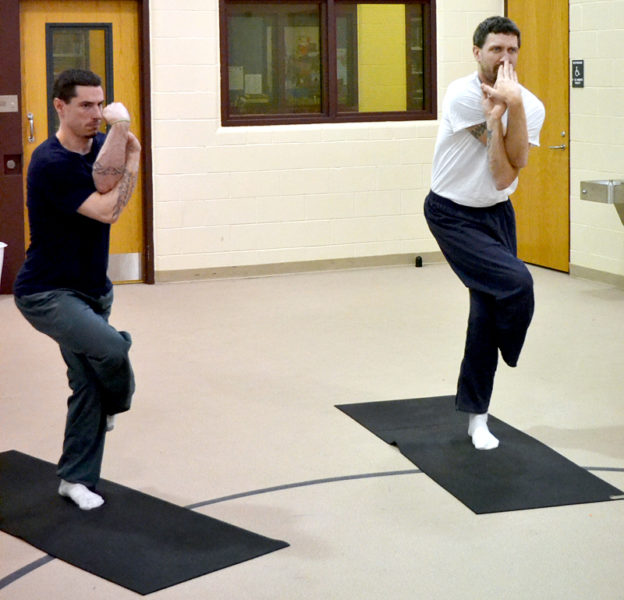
[473,16,521,49]
[52,69,102,103]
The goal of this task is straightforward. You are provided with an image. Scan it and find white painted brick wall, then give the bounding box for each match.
[150,0,503,274]
[570,0,624,277]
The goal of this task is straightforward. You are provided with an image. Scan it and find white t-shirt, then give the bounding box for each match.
[431,72,545,208]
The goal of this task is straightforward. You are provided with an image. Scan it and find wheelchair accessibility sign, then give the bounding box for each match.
[572,60,584,88]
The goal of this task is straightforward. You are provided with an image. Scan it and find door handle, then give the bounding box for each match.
[548,144,566,150]
[27,112,35,143]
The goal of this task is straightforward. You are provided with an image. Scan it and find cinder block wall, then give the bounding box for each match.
[570,0,624,280]
[149,0,503,280]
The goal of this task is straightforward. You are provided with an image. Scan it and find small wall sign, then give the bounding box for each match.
[572,60,584,88]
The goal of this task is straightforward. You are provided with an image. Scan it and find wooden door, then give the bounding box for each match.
[20,0,144,282]
[507,0,570,272]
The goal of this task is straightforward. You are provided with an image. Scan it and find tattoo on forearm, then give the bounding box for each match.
[469,122,487,140]
[486,128,493,147]
[93,160,125,176]
[112,170,138,220]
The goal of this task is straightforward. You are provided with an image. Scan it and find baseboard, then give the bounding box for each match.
[570,264,624,289]
[156,251,445,283]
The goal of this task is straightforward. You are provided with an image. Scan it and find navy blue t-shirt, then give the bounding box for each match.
[14,133,112,298]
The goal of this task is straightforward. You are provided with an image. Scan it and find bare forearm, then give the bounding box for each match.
[111,160,139,221]
[93,121,130,193]
[487,117,519,190]
[503,99,529,168]
[79,152,140,223]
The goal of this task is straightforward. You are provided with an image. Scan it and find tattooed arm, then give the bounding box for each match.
[78,132,141,224]
[468,122,488,145]
[465,62,531,190]
[468,117,521,190]
[483,113,519,191]
[93,102,133,193]
[477,61,531,189]
[481,61,529,170]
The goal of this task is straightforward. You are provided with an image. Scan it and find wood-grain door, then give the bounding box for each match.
[507,0,570,272]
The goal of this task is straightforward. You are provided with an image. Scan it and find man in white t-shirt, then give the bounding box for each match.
[424,16,545,450]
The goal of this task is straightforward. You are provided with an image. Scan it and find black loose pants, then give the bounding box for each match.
[424,190,534,414]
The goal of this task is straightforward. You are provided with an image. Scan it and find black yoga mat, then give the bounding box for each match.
[337,396,623,514]
[0,450,288,595]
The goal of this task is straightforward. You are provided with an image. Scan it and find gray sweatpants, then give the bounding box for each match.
[15,288,134,488]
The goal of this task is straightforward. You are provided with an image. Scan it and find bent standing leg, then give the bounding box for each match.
[424,191,534,414]
[456,290,498,414]
[57,347,107,487]
[15,289,134,490]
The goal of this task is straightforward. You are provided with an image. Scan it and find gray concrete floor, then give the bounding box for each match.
[1,263,623,599]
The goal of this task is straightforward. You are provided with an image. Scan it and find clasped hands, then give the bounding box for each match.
[481,61,522,121]
[102,102,141,154]
[103,102,131,126]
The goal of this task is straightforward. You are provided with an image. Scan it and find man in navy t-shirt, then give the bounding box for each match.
[14,69,141,510]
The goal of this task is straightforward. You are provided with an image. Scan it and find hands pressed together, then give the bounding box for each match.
[481,61,522,122]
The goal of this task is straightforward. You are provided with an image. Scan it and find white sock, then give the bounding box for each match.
[58,480,104,510]
[106,414,116,432]
[468,413,499,450]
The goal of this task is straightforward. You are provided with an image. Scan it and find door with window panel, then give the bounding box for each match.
[20,0,144,283]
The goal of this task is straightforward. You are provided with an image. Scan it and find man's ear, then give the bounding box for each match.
[472,45,481,60]
[53,97,64,117]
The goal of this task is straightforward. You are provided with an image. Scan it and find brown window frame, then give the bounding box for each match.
[219,0,437,126]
